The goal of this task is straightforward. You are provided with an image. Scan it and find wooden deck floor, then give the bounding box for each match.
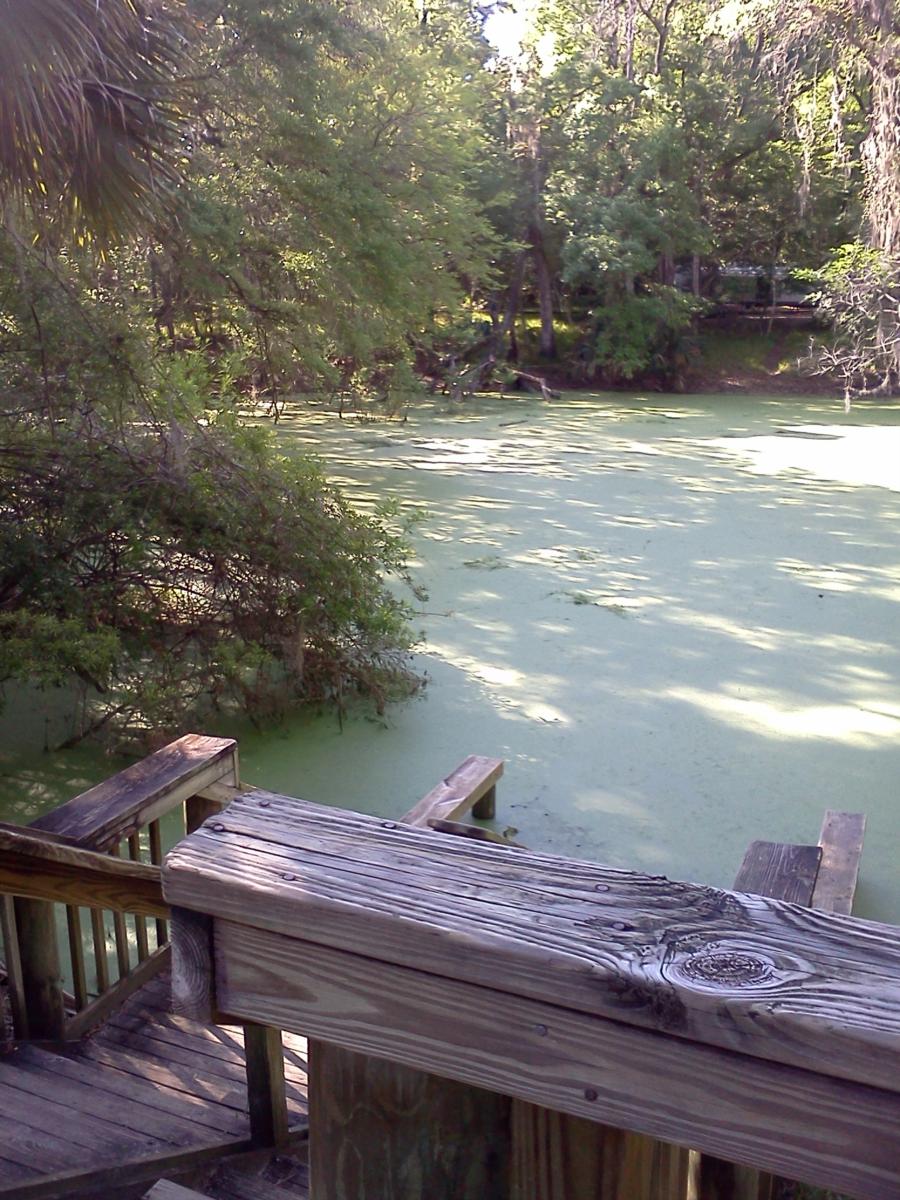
[0,972,309,1195]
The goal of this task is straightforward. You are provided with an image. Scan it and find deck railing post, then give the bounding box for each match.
[13,895,66,1040]
[244,1022,290,1147]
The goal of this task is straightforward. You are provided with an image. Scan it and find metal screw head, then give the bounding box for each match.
[594,883,609,892]
[534,1023,548,1037]
[211,823,225,833]
[584,1087,599,1102]
[611,921,628,931]
[259,799,271,808]
[382,821,397,830]
[282,872,297,882]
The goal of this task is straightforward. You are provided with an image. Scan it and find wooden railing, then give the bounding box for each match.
[0,734,241,1041]
[164,782,900,1200]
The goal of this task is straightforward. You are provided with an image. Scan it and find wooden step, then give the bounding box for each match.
[145,1183,211,1200]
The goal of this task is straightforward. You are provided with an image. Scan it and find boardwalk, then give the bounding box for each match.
[0,972,308,1195]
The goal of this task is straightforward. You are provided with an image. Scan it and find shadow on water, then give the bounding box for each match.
[3,391,900,921]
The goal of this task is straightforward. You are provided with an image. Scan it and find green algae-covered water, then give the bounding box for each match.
[3,392,900,921]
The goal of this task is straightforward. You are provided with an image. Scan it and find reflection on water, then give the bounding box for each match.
[3,391,900,922]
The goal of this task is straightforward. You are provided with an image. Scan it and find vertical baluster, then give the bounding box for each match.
[110,845,131,980]
[66,906,88,1010]
[148,819,168,946]
[128,834,150,962]
[91,907,109,995]
[0,895,28,1039]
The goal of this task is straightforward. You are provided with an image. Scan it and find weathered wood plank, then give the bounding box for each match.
[143,1182,210,1200]
[212,921,900,1200]
[36,1045,249,1134]
[813,811,867,915]
[130,834,152,962]
[91,905,110,994]
[66,905,89,1010]
[403,756,504,827]
[148,819,169,947]
[10,1045,221,1147]
[78,1039,260,1114]
[244,1024,289,1147]
[1,893,29,1038]
[732,842,821,904]
[309,1041,511,1200]
[697,838,823,1200]
[0,1077,164,1162]
[511,1104,689,1200]
[171,907,217,1024]
[165,793,900,1094]
[13,897,66,1040]
[5,1136,261,1200]
[0,825,168,918]
[30,734,238,851]
[428,817,525,848]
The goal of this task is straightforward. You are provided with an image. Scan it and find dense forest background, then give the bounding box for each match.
[1,0,898,743]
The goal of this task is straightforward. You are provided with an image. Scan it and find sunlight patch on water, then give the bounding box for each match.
[709,425,900,491]
[668,685,900,745]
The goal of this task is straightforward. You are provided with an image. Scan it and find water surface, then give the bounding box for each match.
[3,392,899,920]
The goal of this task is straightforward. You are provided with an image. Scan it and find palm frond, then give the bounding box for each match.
[0,0,188,240]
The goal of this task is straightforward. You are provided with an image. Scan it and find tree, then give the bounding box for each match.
[1,0,460,745]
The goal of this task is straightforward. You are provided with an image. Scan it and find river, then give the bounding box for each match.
[3,391,900,921]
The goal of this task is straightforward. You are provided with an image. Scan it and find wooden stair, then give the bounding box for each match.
[143,1153,310,1200]
[0,972,308,1197]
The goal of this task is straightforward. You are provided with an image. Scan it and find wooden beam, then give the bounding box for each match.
[170,906,217,1024]
[213,920,900,1200]
[732,841,821,905]
[0,825,168,918]
[163,793,900,1094]
[403,756,504,827]
[244,1023,289,1147]
[1,893,28,1038]
[512,1105,689,1200]
[13,897,66,1041]
[428,817,525,848]
[813,811,866,915]
[308,1041,511,1200]
[30,734,238,851]
[306,764,512,1200]
[698,839,822,1200]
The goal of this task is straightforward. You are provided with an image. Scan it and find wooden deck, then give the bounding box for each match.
[0,971,308,1195]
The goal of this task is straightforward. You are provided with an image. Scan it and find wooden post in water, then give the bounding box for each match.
[13,896,66,1040]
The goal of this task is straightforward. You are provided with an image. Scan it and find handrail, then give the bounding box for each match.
[29,734,239,851]
[0,825,167,918]
[165,793,900,1199]
[0,734,241,1041]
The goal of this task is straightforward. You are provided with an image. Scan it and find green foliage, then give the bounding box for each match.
[0,232,420,745]
[591,288,701,384]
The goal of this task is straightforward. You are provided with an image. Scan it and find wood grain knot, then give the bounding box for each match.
[679,951,773,988]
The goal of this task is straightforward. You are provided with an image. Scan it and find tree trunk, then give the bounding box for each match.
[501,249,528,363]
[530,229,557,359]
